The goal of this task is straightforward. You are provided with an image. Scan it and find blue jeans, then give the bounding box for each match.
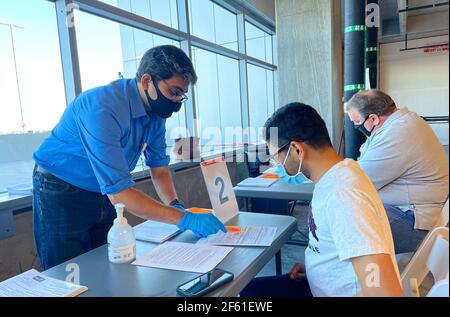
[33,166,116,270]
[240,274,313,297]
[384,205,428,254]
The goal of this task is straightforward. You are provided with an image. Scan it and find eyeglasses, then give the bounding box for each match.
[161,79,188,103]
[268,142,291,165]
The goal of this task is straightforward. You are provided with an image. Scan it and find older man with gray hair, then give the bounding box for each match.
[345,90,449,253]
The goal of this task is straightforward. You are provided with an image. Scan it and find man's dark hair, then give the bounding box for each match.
[264,102,333,150]
[136,45,197,85]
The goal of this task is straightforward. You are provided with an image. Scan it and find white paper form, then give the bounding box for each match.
[132,241,233,273]
[197,226,278,247]
[133,220,181,243]
[0,269,87,297]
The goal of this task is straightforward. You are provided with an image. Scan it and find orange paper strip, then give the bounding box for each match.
[200,156,225,167]
[261,174,280,179]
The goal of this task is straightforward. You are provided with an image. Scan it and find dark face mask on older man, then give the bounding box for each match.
[354,114,376,137]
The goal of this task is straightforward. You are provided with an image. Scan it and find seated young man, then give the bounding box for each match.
[241,102,403,297]
[345,90,449,254]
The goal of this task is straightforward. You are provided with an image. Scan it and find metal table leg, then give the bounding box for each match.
[275,251,282,275]
[244,197,250,212]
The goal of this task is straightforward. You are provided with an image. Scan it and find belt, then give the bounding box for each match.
[35,166,80,190]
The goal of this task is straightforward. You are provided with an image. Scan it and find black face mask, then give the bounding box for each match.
[144,79,182,119]
[354,115,376,137]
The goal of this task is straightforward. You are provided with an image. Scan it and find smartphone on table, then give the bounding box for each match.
[177,268,234,297]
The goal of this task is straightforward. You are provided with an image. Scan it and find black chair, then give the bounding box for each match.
[243,143,270,177]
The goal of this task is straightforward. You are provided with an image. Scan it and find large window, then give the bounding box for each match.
[0,0,276,192]
[246,21,273,64]
[248,64,275,143]
[192,47,241,151]
[0,0,66,192]
[189,0,238,51]
[99,0,179,29]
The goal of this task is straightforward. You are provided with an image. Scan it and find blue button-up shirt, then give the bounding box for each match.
[33,79,170,195]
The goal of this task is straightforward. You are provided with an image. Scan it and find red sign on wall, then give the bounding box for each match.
[424,45,449,54]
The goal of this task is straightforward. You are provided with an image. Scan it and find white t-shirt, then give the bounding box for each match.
[305,159,400,297]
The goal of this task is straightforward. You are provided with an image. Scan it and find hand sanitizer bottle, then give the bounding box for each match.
[107,203,136,264]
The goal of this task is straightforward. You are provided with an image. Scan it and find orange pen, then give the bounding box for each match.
[188,207,213,214]
[226,226,241,233]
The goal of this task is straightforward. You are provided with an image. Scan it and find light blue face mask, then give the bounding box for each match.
[272,145,310,185]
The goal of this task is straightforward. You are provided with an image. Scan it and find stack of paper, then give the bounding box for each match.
[197,226,277,247]
[0,269,88,297]
[132,241,233,274]
[237,177,278,188]
[133,220,181,243]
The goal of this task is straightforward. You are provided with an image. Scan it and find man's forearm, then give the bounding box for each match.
[151,167,178,205]
[351,254,403,297]
[108,188,183,224]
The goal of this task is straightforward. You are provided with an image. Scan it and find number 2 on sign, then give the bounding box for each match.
[215,177,229,205]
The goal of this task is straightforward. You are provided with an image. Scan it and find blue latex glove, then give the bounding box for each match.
[170,201,187,212]
[177,212,227,238]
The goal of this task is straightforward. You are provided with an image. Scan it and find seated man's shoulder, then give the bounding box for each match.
[331,163,378,197]
[378,109,442,152]
[383,109,423,134]
[321,162,376,202]
[331,159,365,180]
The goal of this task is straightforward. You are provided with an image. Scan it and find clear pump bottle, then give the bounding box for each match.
[107,203,136,264]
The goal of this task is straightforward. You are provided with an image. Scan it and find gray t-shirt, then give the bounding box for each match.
[358,108,449,230]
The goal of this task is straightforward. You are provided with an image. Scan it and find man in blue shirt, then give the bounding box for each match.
[33,45,226,270]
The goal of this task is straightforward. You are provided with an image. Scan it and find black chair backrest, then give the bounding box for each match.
[244,144,270,177]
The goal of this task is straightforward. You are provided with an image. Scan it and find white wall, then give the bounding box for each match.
[380,35,449,117]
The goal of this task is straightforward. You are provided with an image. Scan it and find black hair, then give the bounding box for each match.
[264,102,333,150]
[136,45,197,85]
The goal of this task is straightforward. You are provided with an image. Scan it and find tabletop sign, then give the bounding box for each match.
[200,157,239,223]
